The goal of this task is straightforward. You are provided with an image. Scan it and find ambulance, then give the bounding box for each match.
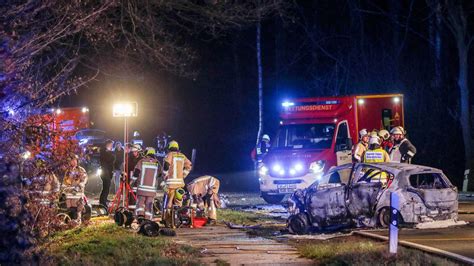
[258,94,404,204]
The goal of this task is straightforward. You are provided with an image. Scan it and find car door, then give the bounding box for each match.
[346,165,386,217]
[306,167,352,226]
[334,121,352,166]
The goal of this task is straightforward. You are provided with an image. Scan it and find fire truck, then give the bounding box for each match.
[258,94,404,204]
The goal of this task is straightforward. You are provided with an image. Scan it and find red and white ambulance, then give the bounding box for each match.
[258,94,404,204]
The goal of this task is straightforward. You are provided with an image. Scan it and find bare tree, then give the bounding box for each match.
[428,1,474,185]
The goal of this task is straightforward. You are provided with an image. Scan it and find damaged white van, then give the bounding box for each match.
[287,163,459,234]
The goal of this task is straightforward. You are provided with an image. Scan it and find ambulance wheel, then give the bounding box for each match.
[57,213,72,224]
[288,213,310,235]
[262,193,285,204]
[377,207,403,228]
[82,205,92,222]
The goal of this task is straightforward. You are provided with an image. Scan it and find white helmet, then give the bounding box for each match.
[378,129,390,140]
[390,126,405,135]
[369,136,380,145]
[359,129,368,139]
[262,134,270,142]
[130,144,142,152]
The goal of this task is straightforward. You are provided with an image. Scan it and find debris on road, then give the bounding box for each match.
[225,222,262,230]
[414,219,468,229]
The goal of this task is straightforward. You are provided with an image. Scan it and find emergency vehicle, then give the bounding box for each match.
[258,94,404,204]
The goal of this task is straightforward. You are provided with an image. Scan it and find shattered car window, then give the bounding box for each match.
[320,168,352,184]
[356,167,392,185]
[409,173,448,189]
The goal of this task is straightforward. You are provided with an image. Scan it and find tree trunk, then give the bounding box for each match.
[256,21,263,148]
[457,42,471,179]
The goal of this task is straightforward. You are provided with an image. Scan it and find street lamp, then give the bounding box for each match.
[112,102,138,210]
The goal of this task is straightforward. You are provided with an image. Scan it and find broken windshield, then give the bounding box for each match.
[275,124,335,150]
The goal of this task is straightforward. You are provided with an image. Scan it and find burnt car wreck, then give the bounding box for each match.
[287,163,459,234]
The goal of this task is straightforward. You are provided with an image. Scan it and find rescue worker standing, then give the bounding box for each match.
[127,144,143,209]
[389,126,416,163]
[378,129,393,152]
[363,136,390,163]
[163,140,192,226]
[99,139,115,207]
[187,175,221,225]
[132,147,161,221]
[62,155,88,224]
[353,129,369,163]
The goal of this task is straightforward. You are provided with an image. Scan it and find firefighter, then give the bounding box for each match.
[363,136,390,184]
[251,134,271,163]
[378,129,393,152]
[25,158,61,207]
[363,136,390,163]
[132,147,161,221]
[62,155,88,224]
[352,129,369,163]
[162,140,192,226]
[99,139,115,207]
[127,144,143,209]
[389,126,416,163]
[187,175,221,225]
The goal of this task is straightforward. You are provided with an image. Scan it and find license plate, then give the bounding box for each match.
[277,184,296,193]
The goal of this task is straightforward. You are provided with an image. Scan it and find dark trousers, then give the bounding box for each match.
[100,173,112,206]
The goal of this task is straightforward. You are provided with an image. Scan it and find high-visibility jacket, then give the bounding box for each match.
[62,166,88,199]
[389,138,416,163]
[163,151,192,189]
[363,148,390,163]
[27,172,60,205]
[352,141,368,163]
[132,157,161,197]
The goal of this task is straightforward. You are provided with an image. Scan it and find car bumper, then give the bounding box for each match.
[258,172,322,195]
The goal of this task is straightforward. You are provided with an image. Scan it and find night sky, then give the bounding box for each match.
[60,0,472,190]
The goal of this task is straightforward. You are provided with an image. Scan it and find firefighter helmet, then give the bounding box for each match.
[262,134,270,142]
[168,140,179,150]
[378,129,390,140]
[145,147,156,156]
[390,126,405,135]
[369,136,380,145]
[359,129,368,139]
[130,144,142,152]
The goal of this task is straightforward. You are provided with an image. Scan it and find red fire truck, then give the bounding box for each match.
[258,94,404,204]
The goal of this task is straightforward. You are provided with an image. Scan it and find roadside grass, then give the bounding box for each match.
[217,209,273,225]
[295,236,457,265]
[38,222,200,266]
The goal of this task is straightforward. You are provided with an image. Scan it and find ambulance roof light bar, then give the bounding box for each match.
[282,101,295,107]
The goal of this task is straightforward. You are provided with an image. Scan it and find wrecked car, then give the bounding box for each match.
[287,163,459,234]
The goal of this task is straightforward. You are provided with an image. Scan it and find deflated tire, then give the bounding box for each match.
[288,213,310,235]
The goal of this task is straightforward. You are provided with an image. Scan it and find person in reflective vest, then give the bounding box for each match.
[163,141,192,223]
[62,155,88,223]
[363,136,390,184]
[25,158,61,207]
[352,129,369,163]
[187,175,221,224]
[389,126,416,163]
[132,147,161,221]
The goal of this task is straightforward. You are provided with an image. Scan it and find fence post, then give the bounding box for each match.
[389,192,399,254]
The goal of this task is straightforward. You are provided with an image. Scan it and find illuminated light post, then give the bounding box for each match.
[112,102,138,209]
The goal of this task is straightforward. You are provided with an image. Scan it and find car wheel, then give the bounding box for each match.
[261,193,285,204]
[57,213,71,224]
[378,207,403,228]
[288,213,310,235]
